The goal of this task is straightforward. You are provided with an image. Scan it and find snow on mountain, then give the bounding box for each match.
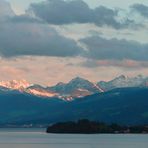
[0,80,30,91]
[0,80,58,98]
[1,75,148,100]
[48,77,103,99]
[97,75,147,91]
[26,85,58,98]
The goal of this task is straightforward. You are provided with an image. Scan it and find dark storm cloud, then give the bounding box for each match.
[0,0,147,59]
[0,22,83,57]
[28,0,133,29]
[80,35,148,61]
[0,0,83,58]
[131,4,148,18]
[28,0,92,24]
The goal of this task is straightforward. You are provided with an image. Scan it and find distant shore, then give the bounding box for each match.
[46,119,148,134]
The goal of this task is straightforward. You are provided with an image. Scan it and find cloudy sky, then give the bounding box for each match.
[0,0,148,86]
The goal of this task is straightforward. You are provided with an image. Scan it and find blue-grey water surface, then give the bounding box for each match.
[0,128,148,148]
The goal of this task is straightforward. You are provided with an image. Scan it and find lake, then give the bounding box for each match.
[0,129,148,148]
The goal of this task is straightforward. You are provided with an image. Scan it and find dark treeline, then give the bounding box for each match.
[46,119,148,134]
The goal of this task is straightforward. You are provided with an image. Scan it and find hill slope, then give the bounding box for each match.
[0,87,148,125]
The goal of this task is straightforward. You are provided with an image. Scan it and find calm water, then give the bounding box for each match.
[0,129,148,148]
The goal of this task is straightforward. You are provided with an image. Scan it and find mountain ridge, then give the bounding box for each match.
[0,74,148,100]
[0,77,103,100]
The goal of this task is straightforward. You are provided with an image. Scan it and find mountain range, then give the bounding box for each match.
[0,75,148,100]
[0,75,148,126]
[0,77,103,100]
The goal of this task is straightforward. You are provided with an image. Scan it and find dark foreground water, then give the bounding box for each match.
[0,129,148,148]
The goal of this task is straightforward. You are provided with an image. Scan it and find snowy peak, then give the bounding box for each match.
[68,77,98,87]
[69,77,88,84]
[68,77,103,92]
[68,77,94,88]
[0,80,30,91]
[48,77,103,99]
[97,75,147,91]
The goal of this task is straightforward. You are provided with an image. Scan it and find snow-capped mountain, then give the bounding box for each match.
[97,75,148,91]
[48,77,103,99]
[0,80,59,99]
[0,75,148,100]
[0,80,30,91]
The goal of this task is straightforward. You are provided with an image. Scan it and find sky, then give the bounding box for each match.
[1,0,148,86]
[7,0,148,14]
